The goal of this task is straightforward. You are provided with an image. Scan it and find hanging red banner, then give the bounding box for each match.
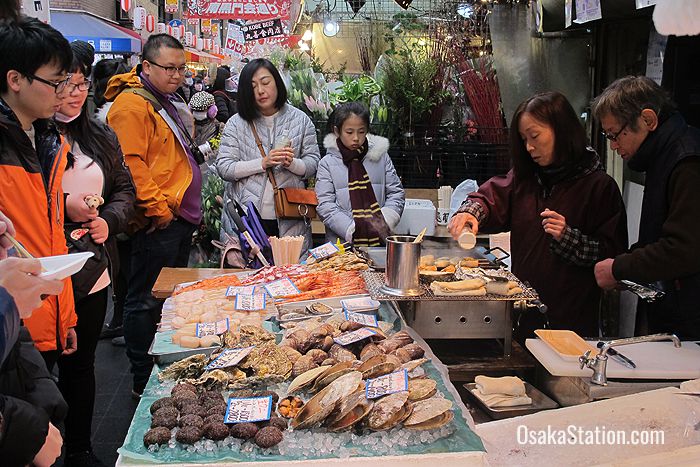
[184,0,292,20]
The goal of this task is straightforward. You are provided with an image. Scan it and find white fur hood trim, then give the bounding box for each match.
[323,133,390,162]
[95,102,113,124]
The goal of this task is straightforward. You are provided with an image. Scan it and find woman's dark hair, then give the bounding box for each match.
[509,91,588,179]
[92,58,129,108]
[331,102,370,133]
[237,58,287,122]
[62,43,115,170]
[212,67,230,92]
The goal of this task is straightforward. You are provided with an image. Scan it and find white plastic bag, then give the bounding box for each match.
[449,179,479,220]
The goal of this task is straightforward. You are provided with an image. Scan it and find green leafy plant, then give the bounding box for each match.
[330,75,382,109]
[202,174,224,243]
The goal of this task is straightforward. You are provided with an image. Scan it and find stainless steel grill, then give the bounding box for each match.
[363,270,541,357]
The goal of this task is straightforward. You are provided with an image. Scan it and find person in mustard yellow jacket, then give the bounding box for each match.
[105,34,201,397]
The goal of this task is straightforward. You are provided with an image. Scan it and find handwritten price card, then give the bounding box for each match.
[334,327,377,346]
[224,396,273,424]
[310,242,339,260]
[343,310,378,327]
[234,293,266,311]
[195,318,230,337]
[205,346,254,371]
[263,278,300,298]
[225,285,257,298]
[365,370,409,399]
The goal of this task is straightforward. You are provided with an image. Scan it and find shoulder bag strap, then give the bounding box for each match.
[250,122,279,191]
[126,88,198,148]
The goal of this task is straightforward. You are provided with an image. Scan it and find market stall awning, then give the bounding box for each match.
[184,47,222,65]
[50,10,141,54]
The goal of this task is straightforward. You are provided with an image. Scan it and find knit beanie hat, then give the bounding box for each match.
[189,91,215,120]
[70,40,95,76]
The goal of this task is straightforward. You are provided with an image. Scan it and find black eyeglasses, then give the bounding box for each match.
[146,60,188,76]
[601,122,628,142]
[64,78,92,93]
[25,73,72,94]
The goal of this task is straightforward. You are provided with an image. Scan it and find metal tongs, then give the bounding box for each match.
[619,280,665,303]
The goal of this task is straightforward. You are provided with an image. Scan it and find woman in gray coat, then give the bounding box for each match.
[216,59,320,254]
[316,102,405,245]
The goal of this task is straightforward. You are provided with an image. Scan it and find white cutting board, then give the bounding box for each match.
[526,338,700,379]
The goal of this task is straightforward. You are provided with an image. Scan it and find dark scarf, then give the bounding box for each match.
[535,148,602,198]
[339,138,389,247]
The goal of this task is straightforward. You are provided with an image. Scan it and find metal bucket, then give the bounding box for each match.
[379,235,424,297]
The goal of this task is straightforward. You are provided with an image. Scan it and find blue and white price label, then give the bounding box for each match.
[225,285,257,298]
[205,346,254,370]
[196,318,230,337]
[343,310,378,327]
[341,297,380,313]
[333,327,377,346]
[263,277,300,298]
[234,293,266,311]
[365,369,409,399]
[310,242,340,260]
[224,396,273,424]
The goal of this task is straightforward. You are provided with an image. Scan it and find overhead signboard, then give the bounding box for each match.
[184,0,292,20]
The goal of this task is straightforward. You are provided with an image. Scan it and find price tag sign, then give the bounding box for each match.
[343,310,378,327]
[365,369,409,399]
[196,318,230,337]
[224,396,273,424]
[234,294,266,311]
[205,346,254,370]
[341,297,380,313]
[334,327,377,346]
[225,285,257,298]
[263,278,300,298]
[310,242,340,261]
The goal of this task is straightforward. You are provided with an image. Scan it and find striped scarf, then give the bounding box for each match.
[339,138,390,247]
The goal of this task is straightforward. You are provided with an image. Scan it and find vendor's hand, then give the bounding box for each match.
[0,209,16,259]
[541,208,567,242]
[0,257,64,318]
[262,148,294,169]
[84,217,109,244]
[594,258,618,290]
[62,327,77,356]
[32,422,63,467]
[448,212,479,240]
[66,192,99,223]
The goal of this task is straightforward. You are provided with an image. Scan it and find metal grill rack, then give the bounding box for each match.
[362,270,539,302]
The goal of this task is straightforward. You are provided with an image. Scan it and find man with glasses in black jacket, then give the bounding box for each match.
[593,76,700,340]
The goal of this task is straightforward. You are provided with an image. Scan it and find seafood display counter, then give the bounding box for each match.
[116,265,486,466]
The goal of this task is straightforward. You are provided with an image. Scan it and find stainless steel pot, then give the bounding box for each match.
[379,235,424,296]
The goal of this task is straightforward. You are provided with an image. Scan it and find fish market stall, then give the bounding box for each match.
[116,255,487,465]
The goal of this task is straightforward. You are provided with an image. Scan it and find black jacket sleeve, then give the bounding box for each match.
[99,126,136,237]
[0,394,49,466]
[214,92,231,123]
[613,157,700,281]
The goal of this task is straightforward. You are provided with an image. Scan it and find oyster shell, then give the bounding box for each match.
[287,365,331,394]
[239,342,292,379]
[182,368,245,390]
[366,391,410,431]
[403,397,453,427]
[407,378,437,401]
[158,354,207,382]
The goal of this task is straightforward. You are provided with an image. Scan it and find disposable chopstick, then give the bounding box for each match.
[2,232,34,259]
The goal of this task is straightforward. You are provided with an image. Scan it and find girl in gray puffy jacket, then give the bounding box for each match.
[315,102,405,246]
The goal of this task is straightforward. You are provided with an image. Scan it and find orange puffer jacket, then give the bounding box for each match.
[0,111,76,352]
[105,67,193,232]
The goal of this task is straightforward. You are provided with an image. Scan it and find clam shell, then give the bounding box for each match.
[306,348,329,365]
[360,343,383,362]
[405,410,454,431]
[291,371,363,430]
[367,391,409,430]
[287,365,331,394]
[311,361,358,392]
[403,397,453,426]
[326,394,373,432]
[291,355,318,378]
[359,354,398,379]
[328,344,356,362]
[402,358,429,373]
[407,378,437,401]
[373,401,413,431]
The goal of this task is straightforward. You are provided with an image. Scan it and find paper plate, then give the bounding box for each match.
[39,251,94,280]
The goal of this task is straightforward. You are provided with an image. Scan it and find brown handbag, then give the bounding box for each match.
[250,123,318,220]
